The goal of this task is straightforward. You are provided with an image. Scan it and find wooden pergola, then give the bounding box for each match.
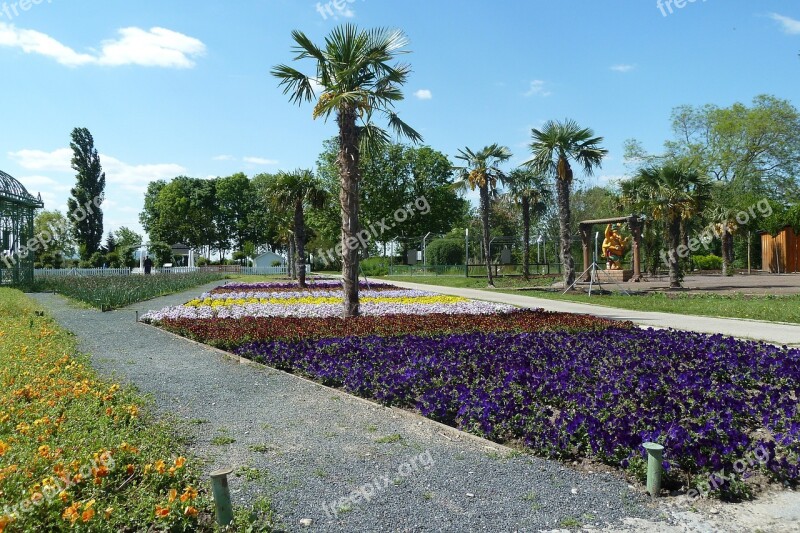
[578,215,643,282]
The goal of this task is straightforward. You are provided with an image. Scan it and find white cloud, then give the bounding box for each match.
[610,64,636,73]
[769,13,800,34]
[102,155,187,192]
[8,148,72,172]
[414,89,433,100]
[243,157,279,165]
[0,22,205,68]
[523,80,552,97]
[96,27,206,68]
[10,147,186,194]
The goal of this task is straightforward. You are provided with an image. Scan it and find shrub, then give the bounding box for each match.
[360,257,389,276]
[425,239,464,265]
[270,260,283,268]
[693,254,722,271]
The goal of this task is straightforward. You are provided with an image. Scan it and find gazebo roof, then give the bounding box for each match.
[0,170,44,209]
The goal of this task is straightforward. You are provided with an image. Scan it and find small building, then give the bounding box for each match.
[760,226,799,273]
[253,251,286,269]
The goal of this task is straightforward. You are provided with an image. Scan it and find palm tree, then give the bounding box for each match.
[453,144,512,287]
[266,170,328,288]
[621,164,711,288]
[506,168,551,280]
[525,120,607,288]
[272,25,421,316]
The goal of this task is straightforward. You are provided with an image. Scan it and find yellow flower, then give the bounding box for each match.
[104,507,113,519]
[0,441,8,456]
[155,505,170,519]
[174,456,186,468]
[168,488,178,503]
[154,460,166,474]
[184,506,198,517]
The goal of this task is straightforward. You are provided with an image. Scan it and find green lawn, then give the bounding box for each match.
[383,275,558,290]
[381,274,800,324]
[503,290,800,324]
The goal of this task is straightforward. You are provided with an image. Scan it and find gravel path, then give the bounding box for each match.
[31,284,670,532]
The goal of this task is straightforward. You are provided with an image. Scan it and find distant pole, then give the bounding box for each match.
[465,228,469,277]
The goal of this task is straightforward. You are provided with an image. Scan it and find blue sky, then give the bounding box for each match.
[1,0,798,238]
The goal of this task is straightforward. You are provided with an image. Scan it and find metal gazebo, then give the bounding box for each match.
[0,170,44,285]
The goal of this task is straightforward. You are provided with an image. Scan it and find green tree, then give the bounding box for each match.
[316,139,468,257]
[665,95,800,200]
[216,173,255,255]
[621,164,711,288]
[526,120,607,288]
[67,127,106,260]
[265,170,328,288]
[453,144,512,287]
[115,226,142,267]
[33,210,75,268]
[273,24,421,317]
[505,168,550,279]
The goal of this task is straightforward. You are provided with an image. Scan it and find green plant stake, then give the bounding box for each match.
[210,467,234,525]
[642,442,664,497]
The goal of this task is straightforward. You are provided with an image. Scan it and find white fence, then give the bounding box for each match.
[35,267,133,277]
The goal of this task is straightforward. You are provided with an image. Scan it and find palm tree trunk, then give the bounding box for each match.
[337,108,361,317]
[555,172,575,288]
[294,199,307,288]
[668,216,682,288]
[721,222,733,276]
[479,184,494,287]
[288,238,295,280]
[522,195,530,280]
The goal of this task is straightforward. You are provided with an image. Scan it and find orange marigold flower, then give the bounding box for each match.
[168,488,178,503]
[0,441,8,457]
[155,505,170,519]
[184,506,198,517]
[38,445,51,458]
[63,503,80,524]
[174,456,186,468]
[154,460,166,474]
[30,492,43,504]
[0,515,12,532]
[126,464,135,475]
[180,486,198,502]
[59,491,69,503]
[81,508,95,522]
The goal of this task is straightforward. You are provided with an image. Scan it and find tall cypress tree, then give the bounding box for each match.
[67,127,106,260]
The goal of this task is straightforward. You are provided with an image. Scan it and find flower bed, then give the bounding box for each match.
[156,309,630,348]
[143,280,800,497]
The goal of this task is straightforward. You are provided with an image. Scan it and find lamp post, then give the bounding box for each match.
[465,228,469,277]
[422,232,432,267]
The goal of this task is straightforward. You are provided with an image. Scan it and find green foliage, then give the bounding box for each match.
[692,254,723,270]
[33,210,76,268]
[67,127,106,261]
[32,272,225,310]
[425,239,465,265]
[0,289,216,530]
[360,257,389,276]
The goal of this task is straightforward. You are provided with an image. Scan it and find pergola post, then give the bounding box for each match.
[579,223,592,282]
[630,216,642,282]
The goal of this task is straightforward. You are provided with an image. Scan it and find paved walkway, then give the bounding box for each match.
[372,279,800,346]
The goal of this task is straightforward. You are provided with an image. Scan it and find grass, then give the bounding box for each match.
[501,290,800,324]
[383,275,558,290]
[382,273,800,324]
[0,288,215,531]
[32,272,226,310]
